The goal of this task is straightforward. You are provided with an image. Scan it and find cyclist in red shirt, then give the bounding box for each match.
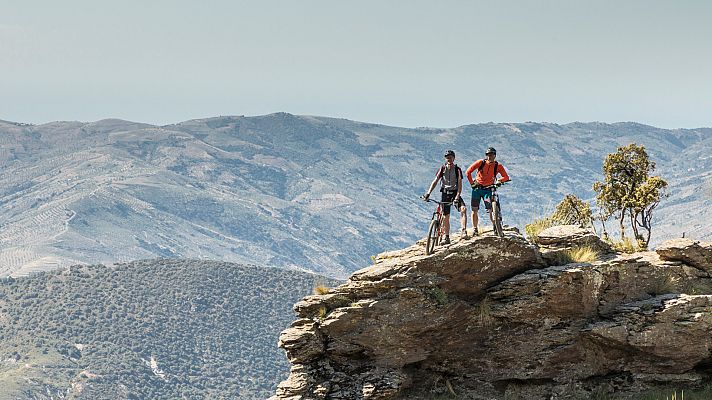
[465,147,510,235]
[423,150,468,244]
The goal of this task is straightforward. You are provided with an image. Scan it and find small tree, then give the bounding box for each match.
[593,143,667,248]
[632,175,668,245]
[551,194,595,232]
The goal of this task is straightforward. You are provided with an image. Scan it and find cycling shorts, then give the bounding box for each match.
[471,187,493,210]
[441,191,466,214]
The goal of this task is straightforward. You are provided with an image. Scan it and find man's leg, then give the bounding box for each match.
[460,205,467,233]
[471,189,481,234]
[485,190,495,224]
[441,192,455,242]
[471,208,479,232]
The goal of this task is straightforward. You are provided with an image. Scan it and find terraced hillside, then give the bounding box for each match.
[0,115,710,277]
[0,259,339,399]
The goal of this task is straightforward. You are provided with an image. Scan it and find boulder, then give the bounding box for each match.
[656,238,712,273]
[583,294,712,376]
[536,225,599,246]
[535,225,611,265]
[278,319,325,364]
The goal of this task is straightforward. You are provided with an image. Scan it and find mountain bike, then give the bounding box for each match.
[421,197,456,255]
[481,182,507,237]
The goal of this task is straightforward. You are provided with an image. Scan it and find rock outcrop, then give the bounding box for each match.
[535,224,612,265]
[271,231,712,400]
[656,238,712,272]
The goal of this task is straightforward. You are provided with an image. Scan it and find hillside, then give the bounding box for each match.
[0,115,710,277]
[0,259,339,399]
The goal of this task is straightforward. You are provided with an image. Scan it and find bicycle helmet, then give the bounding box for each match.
[485,147,497,155]
[444,150,456,158]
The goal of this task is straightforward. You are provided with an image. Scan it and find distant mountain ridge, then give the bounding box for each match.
[0,114,710,277]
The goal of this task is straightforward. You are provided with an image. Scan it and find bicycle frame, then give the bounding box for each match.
[430,200,447,219]
[433,203,445,238]
[423,198,456,254]
[479,183,504,208]
[478,182,506,237]
[427,199,454,224]
[490,189,500,212]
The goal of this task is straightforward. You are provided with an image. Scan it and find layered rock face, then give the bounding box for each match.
[271,228,712,400]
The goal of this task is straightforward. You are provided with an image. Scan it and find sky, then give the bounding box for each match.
[1,0,711,128]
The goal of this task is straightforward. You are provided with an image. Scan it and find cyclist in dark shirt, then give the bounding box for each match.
[423,150,468,244]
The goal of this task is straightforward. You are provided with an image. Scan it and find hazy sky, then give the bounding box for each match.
[2,0,711,128]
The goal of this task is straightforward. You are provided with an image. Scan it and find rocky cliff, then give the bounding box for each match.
[271,227,712,399]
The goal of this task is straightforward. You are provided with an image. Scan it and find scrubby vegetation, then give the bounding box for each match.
[634,385,712,399]
[568,246,600,263]
[525,194,594,243]
[426,287,449,306]
[525,144,669,250]
[524,217,557,243]
[607,237,645,254]
[0,259,339,399]
[313,283,331,295]
[553,246,600,265]
[475,295,493,327]
[551,194,596,229]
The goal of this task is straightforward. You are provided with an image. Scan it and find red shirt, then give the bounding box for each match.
[466,159,510,186]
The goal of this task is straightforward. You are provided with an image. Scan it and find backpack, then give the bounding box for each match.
[437,164,462,192]
[477,159,498,183]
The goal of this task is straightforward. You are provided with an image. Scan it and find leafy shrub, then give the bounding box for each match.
[552,194,595,228]
[426,287,449,306]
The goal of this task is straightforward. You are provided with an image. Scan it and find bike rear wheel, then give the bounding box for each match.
[492,201,504,237]
[426,219,439,255]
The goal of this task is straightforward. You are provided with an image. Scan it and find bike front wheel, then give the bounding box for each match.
[492,201,504,237]
[426,219,439,255]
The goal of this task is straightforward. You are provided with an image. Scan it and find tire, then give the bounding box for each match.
[426,219,439,255]
[492,201,504,237]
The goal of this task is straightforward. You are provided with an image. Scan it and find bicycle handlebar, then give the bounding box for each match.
[474,181,510,190]
[420,196,456,205]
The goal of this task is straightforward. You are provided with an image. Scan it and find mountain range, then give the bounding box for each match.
[0,114,710,278]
